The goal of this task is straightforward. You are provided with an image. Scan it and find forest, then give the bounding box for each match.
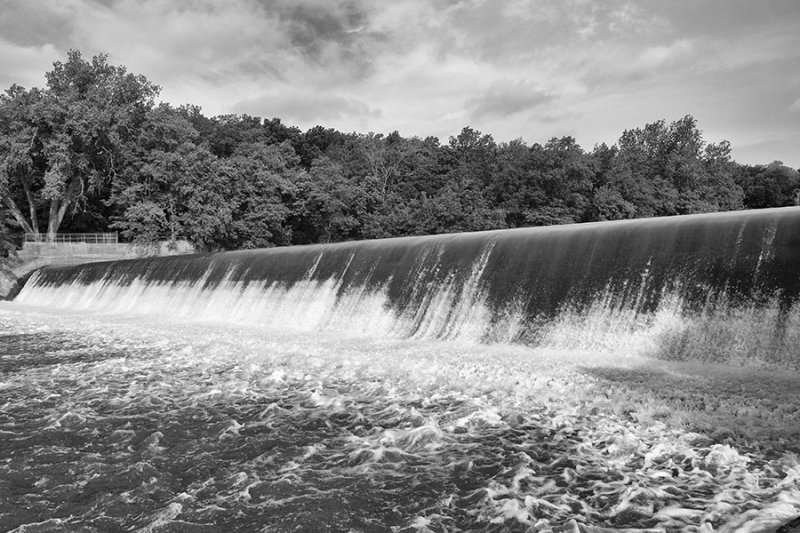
[2,51,799,254]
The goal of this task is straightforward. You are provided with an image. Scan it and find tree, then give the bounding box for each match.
[484,138,531,227]
[110,103,201,244]
[294,126,348,168]
[110,104,241,251]
[221,141,300,248]
[0,206,16,255]
[0,84,46,235]
[412,185,506,235]
[4,52,792,251]
[695,139,743,212]
[446,127,497,187]
[294,157,368,243]
[605,120,680,217]
[590,185,636,221]
[736,162,800,209]
[360,135,445,238]
[603,115,743,218]
[169,146,231,250]
[358,131,419,199]
[405,126,506,233]
[586,143,636,221]
[0,50,159,240]
[528,137,594,225]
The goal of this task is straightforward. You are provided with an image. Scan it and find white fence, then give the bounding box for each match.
[24,233,119,244]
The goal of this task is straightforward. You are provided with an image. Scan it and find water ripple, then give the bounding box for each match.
[1,305,799,532]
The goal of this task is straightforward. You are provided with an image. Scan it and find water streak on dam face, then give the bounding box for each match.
[15,207,800,361]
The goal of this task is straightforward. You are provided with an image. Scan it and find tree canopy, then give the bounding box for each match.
[1,51,798,254]
[1,51,160,243]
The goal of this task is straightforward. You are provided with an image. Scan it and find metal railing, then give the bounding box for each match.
[24,232,119,244]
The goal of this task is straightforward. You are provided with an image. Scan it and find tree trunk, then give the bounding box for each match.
[45,176,82,242]
[20,175,40,234]
[2,196,34,234]
[46,201,62,242]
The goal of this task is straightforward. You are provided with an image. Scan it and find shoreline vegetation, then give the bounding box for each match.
[1,50,799,257]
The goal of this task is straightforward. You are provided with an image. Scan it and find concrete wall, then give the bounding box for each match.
[17,240,194,260]
[1,240,195,299]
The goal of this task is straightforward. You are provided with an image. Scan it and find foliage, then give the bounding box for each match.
[294,156,368,244]
[736,162,800,209]
[0,206,16,256]
[1,51,796,250]
[603,116,744,218]
[0,50,159,241]
[221,141,300,248]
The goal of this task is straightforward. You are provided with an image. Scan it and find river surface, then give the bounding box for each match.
[1,303,800,532]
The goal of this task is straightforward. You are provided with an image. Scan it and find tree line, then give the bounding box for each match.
[2,51,799,254]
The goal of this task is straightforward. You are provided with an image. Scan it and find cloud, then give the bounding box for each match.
[232,91,381,125]
[0,0,76,49]
[422,0,665,65]
[466,80,555,119]
[646,0,800,41]
[0,0,387,90]
[580,38,697,89]
[791,99,800,113]
[730,133,800,168]
[0,0,798,166]
[0,38,58,89]
[634,39,694,70]
[270,1,370,58]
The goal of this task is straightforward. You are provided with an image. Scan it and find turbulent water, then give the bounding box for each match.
[2,304,800,533]
[5,209,800,531]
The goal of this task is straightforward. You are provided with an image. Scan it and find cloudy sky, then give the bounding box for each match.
[2,0,799,167]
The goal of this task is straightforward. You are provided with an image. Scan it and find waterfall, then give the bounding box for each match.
[16,207,800,366]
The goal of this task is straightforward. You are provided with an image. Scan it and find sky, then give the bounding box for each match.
[1,0,799,168]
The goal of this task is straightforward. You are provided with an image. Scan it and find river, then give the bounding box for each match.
[2,303,799,532]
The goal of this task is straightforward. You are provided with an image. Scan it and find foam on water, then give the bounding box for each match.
[5,208,800,530]
[15,272,800,371]
[2,305,800,531]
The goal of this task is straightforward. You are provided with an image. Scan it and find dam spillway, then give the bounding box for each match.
[15,207,800,365]
[5,208,800,532]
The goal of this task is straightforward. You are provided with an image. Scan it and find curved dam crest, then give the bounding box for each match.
[15,207,800,363]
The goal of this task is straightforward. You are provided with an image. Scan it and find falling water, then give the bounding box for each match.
[4,207,800,531]
[16,207,800,360]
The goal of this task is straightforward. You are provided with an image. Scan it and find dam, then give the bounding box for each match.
[2,207,800,532]
[15,206,800,365]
